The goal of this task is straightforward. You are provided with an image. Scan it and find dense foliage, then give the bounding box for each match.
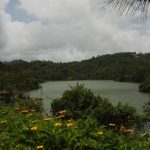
[139,79,150,93]
[51,85,146,129]
[0,102,149,149]
[0,52,150,92]
[0,85,150,149]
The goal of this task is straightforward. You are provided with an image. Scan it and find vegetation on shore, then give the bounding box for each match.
[1,85,150,149]
[0,52,150,92]
[51,84,150,128]
[139,79,150,93]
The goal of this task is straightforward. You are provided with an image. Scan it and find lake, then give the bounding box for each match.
[26,80,150,112]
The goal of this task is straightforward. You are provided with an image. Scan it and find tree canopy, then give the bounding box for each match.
[0,52,150,92]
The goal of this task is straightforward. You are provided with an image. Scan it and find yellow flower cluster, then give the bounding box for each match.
[59,110,67,114]
[26,113,33,117]
[56,115,65,119]
[96,131,104,136]
[120,125,134,134]
[55,110,67,119]
[66,119,74,127]
[43,117,53,121]
[30,126,38,131]
[54,122,62,127]
[120,125,126,132]
[20,109,29,113]
[19,108,37,114]
[37,145,44,149]
[109,123,134,134]
[31,109,36,112]
[67,122,74,127]
[125,129,134,133]
[0,120,7,124]
[109,123,116,127]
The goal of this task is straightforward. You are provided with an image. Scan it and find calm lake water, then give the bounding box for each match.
[26,80,150,112]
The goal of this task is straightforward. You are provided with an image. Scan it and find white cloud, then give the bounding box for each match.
[0,0,150,61]
[0,0,7,49]
[18,0,92,22]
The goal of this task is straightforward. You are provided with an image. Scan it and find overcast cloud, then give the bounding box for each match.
[0,0,7,49]
[0,0,150,62]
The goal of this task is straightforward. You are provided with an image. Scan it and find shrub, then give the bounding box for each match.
[14,95,44,112]
[51,84,142,128]
[139,80,150,93]
[51,84,99,119]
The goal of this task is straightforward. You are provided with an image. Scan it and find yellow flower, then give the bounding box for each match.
[125,129,134,134]
[67,119,73,123]
[54,122,62,127]
[30,126,38,131]
[37,145,44,149]
[120,125,126,132]
[31,109,36,112]
[0,120,7,124]
[21,109,29,113]
[26,113,32,117]
[43,117,53,121]
[109,123,116,127]
[96,131,104,136]
[59,110,67,114]
[56,115,65,119]
[67,122,74,127]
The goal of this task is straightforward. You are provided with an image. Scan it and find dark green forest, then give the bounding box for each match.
[0,52,150,92]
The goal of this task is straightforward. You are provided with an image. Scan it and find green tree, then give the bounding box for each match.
[51,84,141,128]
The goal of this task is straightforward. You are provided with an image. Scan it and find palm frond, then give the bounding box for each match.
[104,0,150,17]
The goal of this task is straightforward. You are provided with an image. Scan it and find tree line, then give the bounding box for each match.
[0,52,150,92]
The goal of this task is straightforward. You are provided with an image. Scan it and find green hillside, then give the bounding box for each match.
[0,52,150,92]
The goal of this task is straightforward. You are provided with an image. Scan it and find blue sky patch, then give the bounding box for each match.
[5,0,37,23]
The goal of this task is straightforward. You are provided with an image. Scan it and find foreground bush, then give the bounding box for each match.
[14,96,44,112]
[51,84,143,128]
[0,106,149,150]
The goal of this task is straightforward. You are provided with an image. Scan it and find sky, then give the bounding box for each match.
[0,0,150,62]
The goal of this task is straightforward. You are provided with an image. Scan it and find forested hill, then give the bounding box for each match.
[0,52,150,92]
